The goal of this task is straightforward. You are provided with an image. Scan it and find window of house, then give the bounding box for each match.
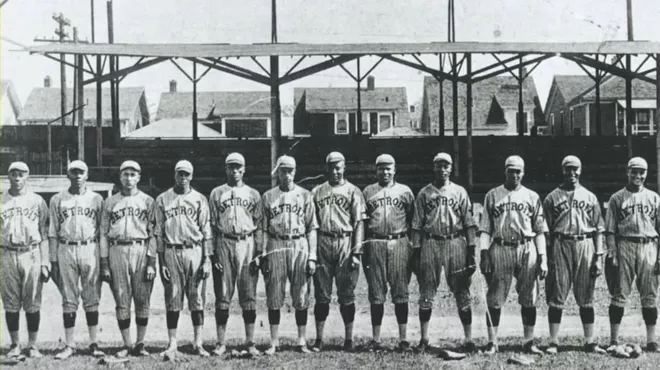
[550,113,555,130]
[335,113,349,135]
[634,110,652,135]
[336,112,370,134]
[379,113,393,133]
[351,112,370,134]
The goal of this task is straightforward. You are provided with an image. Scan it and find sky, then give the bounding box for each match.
[2,0,659,117]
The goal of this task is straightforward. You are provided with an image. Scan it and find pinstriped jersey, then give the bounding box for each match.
[48,188,103,241]
[479,185,548,239]
[209,184,263,235]
[101,191,155,241]
[1,191,48,246]
[363,182,414,235]
[543,185,604,235]
[312,180,367,233]
[154,188,213,249]
[411,182,476,235]
[605,187,660,237]
[262,185,318,236]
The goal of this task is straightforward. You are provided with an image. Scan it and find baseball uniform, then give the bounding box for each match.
[155,188,213,312]
[605,187,660,308]
[413,182,476,310]
[261,184,318,311]
[48,188,104,313]
[209,183,262,311]
[100,190,156,321]
[312,180,367,306]
[543,185,604,309]
[362,182,415,305]
[1,190,49,313]
[479,185,549,309]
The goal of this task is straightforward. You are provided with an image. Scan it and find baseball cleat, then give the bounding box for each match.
[584,343,606,354]
[246,343,262,357]
[211,344,227,357]
[6,344,21,358]
[438,349,468,361]
[295,344,312,354]
[647,341,660,352]
[24,346,43,359]
[484,342,498,356]
[132,342,150,356]
[366,340,385,353]
[192,345,210,357]
[606,340,619,352]
[55,346,75,360]
[161,349,178,361]
[545,343,559,354]
[264,345,277,356]
[115,347,130,358]
[343,339,354,352]
[414,338,430,353]
[398,341,413,353]
[311,339,323,353]
[524,341,543,356]
[89,343,105,358]
[463,341,477,353]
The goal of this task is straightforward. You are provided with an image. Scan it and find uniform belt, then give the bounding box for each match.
[220,232,254,241]
[2,243,39,252]
[555,232,595,241]
[319,230,353,239]
[494,237,533,247]
[618,235,659,243]
[268,232,305,241]
[59,238,97,246]
[370,231,408,240]
[428,232,464,241]
[110,239,146,246]
[166,243,199,250]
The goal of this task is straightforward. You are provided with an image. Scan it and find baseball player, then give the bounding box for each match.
[254,155,318,355]
[49,160,105,359]
[155,160,213,359]
[208,153,263,357]
[542,155,605,354]
[1,162,49,359]
[411,153,477,353]
[310,151,367,353]
[605,157,660,352]
[99,160,156,358]
[479,155,548,356]
[362,154,415,352]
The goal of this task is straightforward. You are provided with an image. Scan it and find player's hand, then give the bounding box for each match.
[538,255,548,280]
[100,257,112,284]
[307,260,317,277]
[160,264,172,284]
[260,256,270,276]
[480,250,493,282]
[654,260,660,276]
[249,255,261,276]
[145,265,156,281]
[465,245,477,277]
[211,255,224,274]
[40,266,50,283]
[607,253,619,267]
[590,255,603,277]
[198,260,211,280]
[350,255,361,270]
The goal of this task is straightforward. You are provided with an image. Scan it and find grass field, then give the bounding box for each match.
[1,261,657,369]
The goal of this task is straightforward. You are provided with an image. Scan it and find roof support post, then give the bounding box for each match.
[518,56,525,136]
[76,50,85,161]
[466,53,473,196]
[355,57,361,137]
[655,54,659,194]
[438,54,445,137]
[595,62,602,136]
[270,55,281,187]
[451,53,459,178]
[192,61,198,141]
[96,55,103,166]
[626,55,633,159]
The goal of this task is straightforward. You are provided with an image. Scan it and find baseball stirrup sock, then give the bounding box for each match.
[136,317,149,327]
[340,304,356,325]
[5,312,19,332]
[295,309,308,326]
[268,309,281,325]
[548,306,563,324]
[579,307,595,324]
[314,303,330,322]
[521,307,537,326]
[458,307,472,325]
[642,307,658,325]
[166,311,180,329]
[486,307,501,327]
[63,312,76,329]
[419,308,432,323]
[26,311,40,332]
[191,311,204,326]
[371,304,384,326]
[242,310,257,324]
[118,318,131,330]
[609,305,624,324]
[395,303,409,324]
[85,311,99,326]
[215,309,230,326]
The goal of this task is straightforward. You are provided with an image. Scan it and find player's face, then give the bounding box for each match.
[562,165,581,184]
[627,168,646,186]
[377,163,395,185]
[433,161,452,182]
[120,169,140,190]
[8,170,28,191]
[175,170,192,188]
[277,167,295,186]
[68,169,88,188]
[327,161,345,184]
[505,168,524,187]
[226,163,245,183]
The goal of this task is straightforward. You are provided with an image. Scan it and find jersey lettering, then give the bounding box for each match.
[0,207,40,223]
[491,201,533,219]
[618,203,657,222]
[164,203,200,221]
[266,203,305,219]
[217,197,257,214]
[315,194,351,211]
[109,206,149,225]
[58,206,99,224]
[424,195,461,215]
[366,196,405,212]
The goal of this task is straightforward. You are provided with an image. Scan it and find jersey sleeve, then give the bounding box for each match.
[461,189,477,229]
[531,194,549,234]
[38,196,49,240]
[154,195,166,252]
[542,193,554,233]
[99,198,112,258]
[591,194,605,232]
[604,195,618,235]
[411,188,426,231]
[48,194,60,239]
[479,191,494,235]
[351,186,368,227]
[655,194,660,234]
[208,189,219,231]
[252,189,264,231]
[304,191,319,231]
[404,187,415,228]
[145,196,157,257]
[261,193,270,233]
[198,195,213,241]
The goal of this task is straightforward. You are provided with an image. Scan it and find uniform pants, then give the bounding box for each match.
[486,241,539,309]
[363,236,412,305]
[265,238,311,311]
[611,240,660,308]
[213,236,258,311]
[1,247,43,313]
[162,246,206,312]
[108,242,154,320]
[313,235,359,305]
[418,237,471,310]
[56,242,101,314]
[546,238,595,309]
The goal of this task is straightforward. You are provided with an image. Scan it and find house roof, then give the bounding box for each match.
[156,91,271,120]
[423,75,537,130]
[294,87,408,112]
[1,80,22,118]
[581,76,657,101]
[18,87,145,125]
[125,118,224,140]
[552,75,595,104]
[374,126,428,137]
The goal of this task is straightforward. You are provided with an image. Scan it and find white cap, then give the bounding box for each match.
[67,160,88,172]
[120,160,141,172]
[8,161,29,173]
[561,155,582,168]
[175,160,193,173]
[276,155,296,169]
[628,157,648,170]
[433,152,453,164]
[505,155,525,170]
[225,153,245,166]
[375,154,395,165]
[325,151,345,163]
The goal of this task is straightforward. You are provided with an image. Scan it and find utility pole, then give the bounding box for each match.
[74,27,85,161]
[625,0,634,159]
[270,0,281,186]
[92,0,103,167]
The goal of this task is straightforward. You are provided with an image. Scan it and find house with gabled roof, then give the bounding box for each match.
[293,76,410,137]
[544,75,595,136]
[421,75,543,136]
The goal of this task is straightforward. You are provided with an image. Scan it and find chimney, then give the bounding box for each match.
[169,79,177,93]
[366,76,375,91]
[409,105,415,113]
[44,76,52,88]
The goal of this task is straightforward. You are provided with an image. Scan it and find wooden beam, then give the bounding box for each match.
[566,54,656,84]
[470,54,521,76]
[282,55,306,77]
[213,58,271,82]
[359,57,384,81]
[83,57,168,85]
[251,57,271,77]
[188,57,270,85]
[381,54,457,81]
[471,54,552,83]
[279,55,359,84]
[170,59,193,81]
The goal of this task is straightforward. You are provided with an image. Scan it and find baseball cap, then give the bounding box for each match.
[276,155,296,169]
[505,155,525,170]
[8,161,29,173]
[225,153,245,166]
[628,157,648,170]
[433,152,453,164]
[120,160,141,172]
[326,151,345,164]
[561,155,581,168]
[175,160,194,173]
[375,154,395,165]
[67,160,88,172]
